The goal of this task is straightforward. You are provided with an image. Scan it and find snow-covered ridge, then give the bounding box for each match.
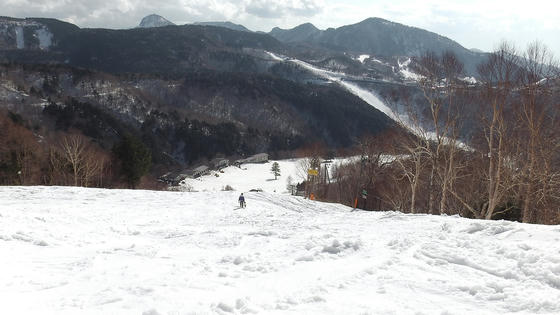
[1,185,559,314]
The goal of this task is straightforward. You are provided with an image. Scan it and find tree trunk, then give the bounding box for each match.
[428,163,436,214]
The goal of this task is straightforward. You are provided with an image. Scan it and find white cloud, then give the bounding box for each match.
[244,0,321,18]
[2,0,326,27]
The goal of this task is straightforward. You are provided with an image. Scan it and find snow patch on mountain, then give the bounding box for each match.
[357,54,370,63]
[14,26,24,49]
[398,58,423,81]
[371,57,386,64]
[35,27,52,49]
[461,76,478,84]
[0,19,53,50]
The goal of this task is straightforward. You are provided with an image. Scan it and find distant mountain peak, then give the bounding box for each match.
[269,22,321,43]
[293,22,319,31]
[138,14,175,28]
[360,17,393,23]
[350,17,403,30]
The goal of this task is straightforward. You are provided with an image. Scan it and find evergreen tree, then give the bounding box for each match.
[113,134,152,188]
[271,162,280,180]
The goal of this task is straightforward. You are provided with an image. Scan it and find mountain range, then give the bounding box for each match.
[270,17,486,74]
[0,13,487,172]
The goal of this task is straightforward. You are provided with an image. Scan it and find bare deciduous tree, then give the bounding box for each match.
[474,42,520,219]
[59,133,107,187]
[516,41,559,223]
[415,50,466,215]
[60,134,88,186]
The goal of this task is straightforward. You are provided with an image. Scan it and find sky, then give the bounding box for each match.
[2,0,560,56]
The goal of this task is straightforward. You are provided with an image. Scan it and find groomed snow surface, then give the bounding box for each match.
[2,160,560,314]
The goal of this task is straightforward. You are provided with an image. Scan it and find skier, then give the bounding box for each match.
[238,193,246,208]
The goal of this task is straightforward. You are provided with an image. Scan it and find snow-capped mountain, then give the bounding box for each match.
[138,14,175,28]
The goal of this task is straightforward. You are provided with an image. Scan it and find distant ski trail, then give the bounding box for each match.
[266,52,397,121]
[266,52,471,148]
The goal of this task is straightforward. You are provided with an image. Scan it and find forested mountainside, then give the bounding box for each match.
[0,19,283,75]
[0,62,393,187]
[0,14,484,189]
[193,21,251,32]
[0,19,395,139]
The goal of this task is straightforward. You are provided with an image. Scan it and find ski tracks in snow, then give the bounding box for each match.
[1,187,560,314]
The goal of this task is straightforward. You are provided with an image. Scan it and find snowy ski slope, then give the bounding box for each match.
[1,180,560,314]
[180,159,306,193]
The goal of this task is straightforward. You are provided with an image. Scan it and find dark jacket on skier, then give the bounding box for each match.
[238,193,245,208]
